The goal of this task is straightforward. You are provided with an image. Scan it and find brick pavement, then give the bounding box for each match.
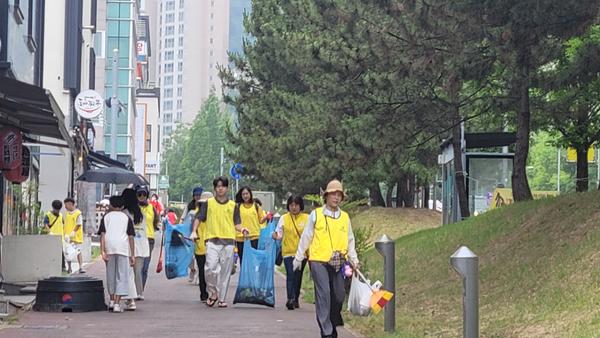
[2,237,361,338]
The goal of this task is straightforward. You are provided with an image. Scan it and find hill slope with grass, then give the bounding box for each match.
[348,191,600,338]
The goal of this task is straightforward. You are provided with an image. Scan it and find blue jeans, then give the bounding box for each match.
[142,238,155,287]
[283,256,306,301]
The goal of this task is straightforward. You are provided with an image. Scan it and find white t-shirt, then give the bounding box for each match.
[99,211,135,256]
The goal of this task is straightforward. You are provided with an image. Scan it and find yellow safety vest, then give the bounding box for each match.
[194,221,207,255]
[46,211,64,236]
[64,209,83,244]
[204,198,237,241]
[140,204,156,239]
[236,203,265,241]
[281,212,309,257]
[308,207,350,263]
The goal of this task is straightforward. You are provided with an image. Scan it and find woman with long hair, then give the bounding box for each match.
[122,188,149,303]
[234,186,268,267]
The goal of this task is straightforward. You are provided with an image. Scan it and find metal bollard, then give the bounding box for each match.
[375,234,395,332]
[450,246,479,338]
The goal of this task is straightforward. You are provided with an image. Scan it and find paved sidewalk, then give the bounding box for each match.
[2,237,360,338]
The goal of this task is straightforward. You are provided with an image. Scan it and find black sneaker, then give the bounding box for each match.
[293,299,299,309]
[286,300,295,310]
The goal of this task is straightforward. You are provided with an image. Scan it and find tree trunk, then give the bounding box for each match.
[423,184,430,209]
[370,183,386,207]
[512,49,534,201]
[404,175,416,208]
[385,181,396,207]
[451,115,470,219]
[397,175,408,208]
[576,146,589,192]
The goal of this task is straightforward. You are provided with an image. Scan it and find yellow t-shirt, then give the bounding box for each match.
[235,203,266,241]
[140,204,156,239]
[64,209,83,244]
[308,207,350,262]
[46,211,64,236]
[204,198,237,241]
[281,212,309,257]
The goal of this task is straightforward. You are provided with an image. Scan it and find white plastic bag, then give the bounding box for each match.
[348,270,373,316]
[63,239,79,262]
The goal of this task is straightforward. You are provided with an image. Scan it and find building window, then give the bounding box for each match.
[164,75,173,85]
[166,13,174,23]
[178,49,183,59]
[209,63,213,69]
[164,125,172,136]
[177,74,183,84]
[210,50,213,56]
[165,38,174,48]
[178,36,184,46]
[165,25,175,36]
[165,50,174,60]
[179,23,184,33]
[210,38,213,44]
[177,99,182,110]
[179,11,184,21]
[166,1,175,11]
[210,25,214,32]
[163,100,173,110]
[211,1,214,6]
[164,88,173,98]
[164,113,172,123]
[165,63,174,73]
[210,13,214,19]
[145,125,152,152]
[178,62,183,71]
[179,0,184,8]
[176,111,182,121]
[177,87,182,97]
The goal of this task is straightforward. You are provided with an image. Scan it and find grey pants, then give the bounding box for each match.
[106,254,130,296]
[205,240,234,301]
[310,262,345,337]
[134,257,145,296]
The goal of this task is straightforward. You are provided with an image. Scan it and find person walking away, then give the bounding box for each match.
[99,196,135,313]
[273,194,309,310]
[64,197,85,274]
[294,180,359,338]
[234,186,268,268]
[190,176,248,308]
[166,208,177,225]
[121,189,149,301]
[190,191,213,302]
[137,185,159,288]
[149,193,165,218]
[43,200,65,270]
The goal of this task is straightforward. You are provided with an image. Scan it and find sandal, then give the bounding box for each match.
[206,297,218,307]
[218,301,228,308]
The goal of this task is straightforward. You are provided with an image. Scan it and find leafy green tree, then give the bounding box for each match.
[162,94,230,200]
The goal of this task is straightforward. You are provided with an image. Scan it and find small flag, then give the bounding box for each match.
[370,289,394,314]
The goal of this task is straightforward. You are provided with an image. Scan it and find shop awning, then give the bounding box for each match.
[87,151,130,170]
[0,76,72,144]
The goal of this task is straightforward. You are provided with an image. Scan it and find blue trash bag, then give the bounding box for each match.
[259,218,282,266]
[234,220,278,307]
[163,217,194,280]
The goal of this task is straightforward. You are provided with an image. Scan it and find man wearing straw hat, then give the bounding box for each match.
[294,179,359,338]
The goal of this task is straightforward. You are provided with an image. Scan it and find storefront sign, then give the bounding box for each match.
[4,146,30,183]
[145,160,160,174]
[0,127,22,170]
[75,90,104,119]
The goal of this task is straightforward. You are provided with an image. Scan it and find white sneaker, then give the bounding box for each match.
[136,295,144,301]
[108,300,115,312]
[113,303,123,313]
[125,300,136,311]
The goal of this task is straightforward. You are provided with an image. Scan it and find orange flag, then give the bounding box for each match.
[370,289,394,314]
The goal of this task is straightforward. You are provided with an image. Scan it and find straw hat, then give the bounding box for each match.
[322,179,346,200]
[199,191,213,202]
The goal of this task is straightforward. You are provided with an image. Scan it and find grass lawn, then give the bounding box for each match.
[347,191,600,337]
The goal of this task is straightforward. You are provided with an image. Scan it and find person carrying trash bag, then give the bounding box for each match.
[273,194,309,310]
[190,176,248,308]
[190,191,213,302]
[293,179,359,338]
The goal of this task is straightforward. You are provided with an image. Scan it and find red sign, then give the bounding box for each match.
[4,146,30,183]
[0,127,22,170]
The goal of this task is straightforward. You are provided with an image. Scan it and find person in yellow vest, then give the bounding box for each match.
[190,176,248,308]
[64,197,85,274]
[234,186,268,267]
[43,200,66,271]
[273,194,309,310]
[137,185,159,288]
[294,180,359,338]
[190,191,213,302]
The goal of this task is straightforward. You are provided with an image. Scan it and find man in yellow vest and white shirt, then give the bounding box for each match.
[43,200,65,271]
[294,180,359,338]
[190,176,248,308]
[64,197,85,274]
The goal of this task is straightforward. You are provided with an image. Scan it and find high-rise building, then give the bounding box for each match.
[156,0,230,144]
[228,0,251,58]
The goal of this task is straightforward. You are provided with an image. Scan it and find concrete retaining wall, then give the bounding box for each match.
[1,235,62,283]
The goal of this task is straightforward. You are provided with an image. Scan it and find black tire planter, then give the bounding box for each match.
[33,276,106,312]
